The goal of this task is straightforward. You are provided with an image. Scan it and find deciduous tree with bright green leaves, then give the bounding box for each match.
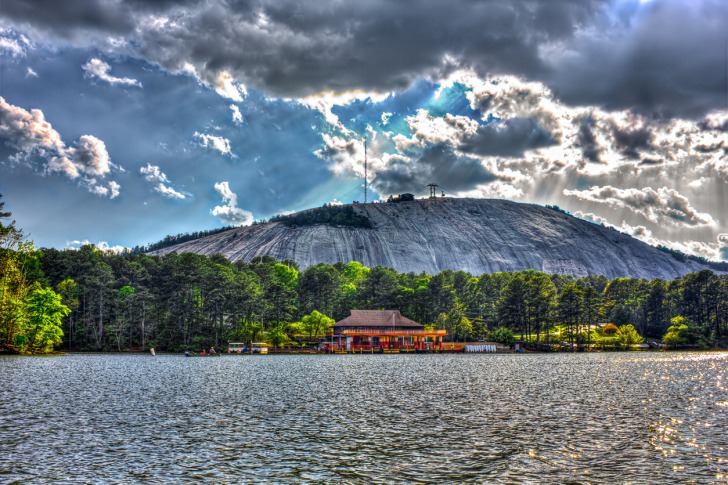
[489,327,516,346]
[301,310,334,340]
[663,316,692,348]
[617,324,644,347]
[19,283,69,353]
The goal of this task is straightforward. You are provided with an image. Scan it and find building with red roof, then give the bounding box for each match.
[327,310,447,352]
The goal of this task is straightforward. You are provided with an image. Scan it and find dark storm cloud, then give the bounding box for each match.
[613,126,653,159]
[372,143,496,196]
[5,0,725,118]
[0,0,199,33]
[548,0,728,119]
[1,0,603,95]
[577,117,600,163]
[0,0,134,33]
[458,118,555,157]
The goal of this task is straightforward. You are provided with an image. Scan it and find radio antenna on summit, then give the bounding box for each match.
[364,137,368,203]
[427,183,439,198]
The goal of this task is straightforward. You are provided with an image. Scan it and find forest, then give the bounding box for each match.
[2,196,728,353]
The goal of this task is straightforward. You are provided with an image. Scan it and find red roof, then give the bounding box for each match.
[334,310,423,329]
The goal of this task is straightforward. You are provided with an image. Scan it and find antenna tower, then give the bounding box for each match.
[364,137,368,203]
[427,183,439,198]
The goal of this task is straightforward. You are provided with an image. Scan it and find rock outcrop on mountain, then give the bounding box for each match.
[150,198,715,279]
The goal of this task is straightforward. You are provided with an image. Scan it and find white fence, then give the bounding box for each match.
[464,344,497,352]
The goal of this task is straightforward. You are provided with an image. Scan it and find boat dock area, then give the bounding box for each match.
[320,341,507,354]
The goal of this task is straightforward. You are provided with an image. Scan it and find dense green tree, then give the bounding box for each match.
[524,271,557,342]
[497,274,527,339]
[300,310,335,340]
[558,283,583,348]
[617,324,644,347]
[663,316,692,348]
[266,322,290,349]
[235,318,264,348]
[489,327,516,346]
[299,264,341,318]
[19,283,69,353]
[643,279,669,338]
[358,266,401,311]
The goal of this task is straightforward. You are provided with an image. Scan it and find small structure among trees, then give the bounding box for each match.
[328,310,446,352]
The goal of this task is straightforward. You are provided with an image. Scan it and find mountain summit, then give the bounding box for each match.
[150,198,714,279]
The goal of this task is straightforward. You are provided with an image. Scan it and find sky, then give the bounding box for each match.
[0,0,727,260]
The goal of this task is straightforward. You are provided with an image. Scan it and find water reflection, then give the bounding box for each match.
[0,352,726,483]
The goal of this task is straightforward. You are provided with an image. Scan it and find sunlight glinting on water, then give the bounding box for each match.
[0,352,726,484]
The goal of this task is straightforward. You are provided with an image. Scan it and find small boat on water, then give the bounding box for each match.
[228,342,268,354]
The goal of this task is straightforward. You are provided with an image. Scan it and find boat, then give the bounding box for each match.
[227,342,268,354]
[251,342,268,354]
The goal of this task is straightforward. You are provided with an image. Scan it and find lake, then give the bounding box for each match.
[1,352,726,484]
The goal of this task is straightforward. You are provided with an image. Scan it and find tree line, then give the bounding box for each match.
[2,196,728,353]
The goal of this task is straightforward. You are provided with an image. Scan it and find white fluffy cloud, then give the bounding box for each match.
[213,71,247,101]
[0,97,121,197]
[140,163,187,199]
[211,181,254,226]
[0,31,31,57]
[574,211,610,226]
[194,132,234,156]
[563,186,717,228]
[82,58,142,87]
[230,105,243,124]
[87,180,120,199]
[67,239,127,253]
[139,163,168,183]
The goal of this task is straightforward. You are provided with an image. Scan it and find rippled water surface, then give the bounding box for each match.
[1,352,727,484]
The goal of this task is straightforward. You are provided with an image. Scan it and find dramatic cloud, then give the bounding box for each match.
[194,131,233,156]
[459,118,554,157]
[5,0,725,118]
[60,135,112,177]
[563,186,717,228]
[211,181,253,226]
[306,70,727,257]
[546,0,728,118]
[0,97,120,197]
[82,58,142,87]
[372,143,496,196]
[0,96,64,153]
[140,163,187,199]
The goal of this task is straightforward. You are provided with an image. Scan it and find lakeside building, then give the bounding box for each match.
[326,310,447,352]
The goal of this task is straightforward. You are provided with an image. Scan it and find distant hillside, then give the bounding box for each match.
[148,198,721,279]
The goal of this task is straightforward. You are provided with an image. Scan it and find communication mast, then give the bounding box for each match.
[364,137,368,203]
[427,183,439,198]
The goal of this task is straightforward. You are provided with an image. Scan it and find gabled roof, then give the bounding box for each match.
[334,310,423,328]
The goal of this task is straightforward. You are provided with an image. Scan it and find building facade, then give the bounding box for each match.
[327,310,446,352]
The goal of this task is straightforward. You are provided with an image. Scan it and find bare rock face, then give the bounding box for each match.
[151,198,713,279]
